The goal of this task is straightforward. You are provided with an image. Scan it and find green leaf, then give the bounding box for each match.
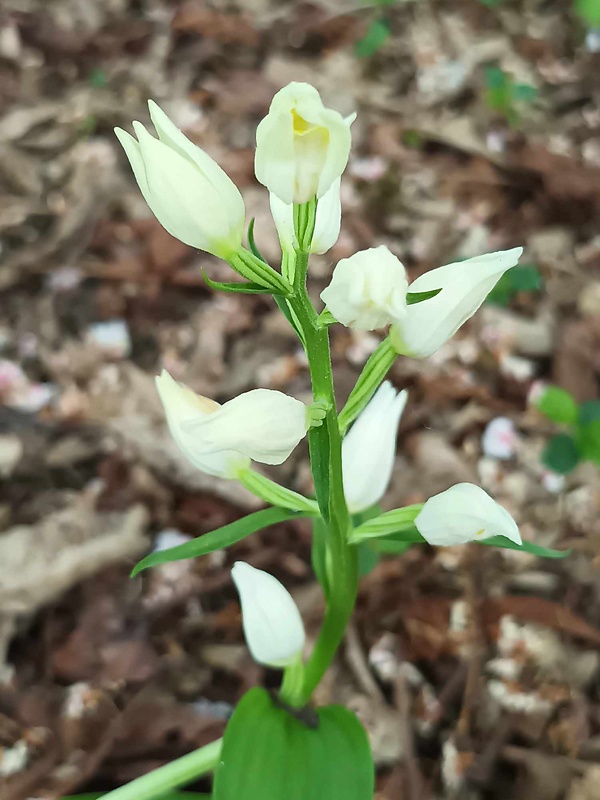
[202,270,274,295]
[579,400,600,426]
[577,419,600,465]
[132,508,306,576]
[478,536,570,559]
[575,0,600,26]
[247,218,267,263]
[368,538,413,555]
[487,264,543,306]
[512,83,538,104]
[348,504,423,544]
[542,433,580,474]
[535,385,579,425]
[213,688,374,800]
[338,338,397,435]
[355,19,390,58]
[357,542,381,575]
[406,287,442,305]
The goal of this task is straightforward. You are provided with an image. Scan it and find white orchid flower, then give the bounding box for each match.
[255,82,352,205]
[115,101,245,259]
[269,177,342,255]
[156,370,308,473]
[414,483,522,546]
[320,246,409,330]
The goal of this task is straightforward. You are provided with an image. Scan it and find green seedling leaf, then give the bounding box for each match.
[575,0,600,26]
[487,264,543,306]
[202,270,274,295]
[213,688,374,800]
[577,419,600,465]
[579,399,600,426]
[406,287,442,305]
[542,433,580,474]
[355,19,390,58]
[478,536,570,559]
[535,385,579,425]
[132,508,307,576]
[512,83,538,104]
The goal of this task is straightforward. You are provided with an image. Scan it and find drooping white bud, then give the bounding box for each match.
[342,382,408,512]
[414,483,521,546]
[231,561,305,668]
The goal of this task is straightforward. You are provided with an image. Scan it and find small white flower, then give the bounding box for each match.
[156,370,308,474]
[255,82,352,205]
[156,370,249,478]
[269,177,341,255]
[231,561,305,668]
[342,382,408,512]
[320,246,409,330]
[115,101,245,259]
[391,248,523,358]
[415,483,522,546]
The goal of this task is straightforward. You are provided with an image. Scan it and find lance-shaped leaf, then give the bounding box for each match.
[202,270,274,295]
[213,688,374,800]
[132,508,308,576]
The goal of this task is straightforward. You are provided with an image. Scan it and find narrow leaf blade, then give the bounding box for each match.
[132,508,305,576]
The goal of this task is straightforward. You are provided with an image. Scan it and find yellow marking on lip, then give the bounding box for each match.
[475,528,486,537]
[292,110,316,135]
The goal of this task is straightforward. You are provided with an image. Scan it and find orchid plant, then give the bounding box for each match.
[100,82,568,800]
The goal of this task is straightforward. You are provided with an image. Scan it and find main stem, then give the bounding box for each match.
[288,249,358,705]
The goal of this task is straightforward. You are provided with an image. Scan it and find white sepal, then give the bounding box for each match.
[115,101,245,259]
[155,370,248,478]
[391,248,523,358]
[182,388,308,466]
[342,382,408,513]
[414,483,522,546]
[269,177,342,255]
[320,246,409,330]
[231,561,305,668]
[255,82,352,204]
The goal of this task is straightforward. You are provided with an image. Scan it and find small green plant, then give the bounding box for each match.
[486,263,543,306]
[484,66,538,127]
[574,0,600,27]
[354,0,400,58]
[534,385,600,474]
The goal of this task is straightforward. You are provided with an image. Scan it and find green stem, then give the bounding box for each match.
[98,740,222,800]
[338,337,397,435]
[287,249,358,705]
[280,655,305,707]
[237,468,319,514]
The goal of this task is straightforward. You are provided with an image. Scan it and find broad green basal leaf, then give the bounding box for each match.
[213,688,374,800]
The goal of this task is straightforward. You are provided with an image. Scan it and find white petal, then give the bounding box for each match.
[231,561,305,668]
[134,122,239,257]
[415,483,522,546]
[320,246,409,330]
[255,82,351,204]
[114,128,151,204]
[312,177,341,254]
[155,370,248,478]
[270,177,341,256]
[392,248,523,358]
[147,100,245,227]
[183,389,308,466]
[342,383,408,512]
